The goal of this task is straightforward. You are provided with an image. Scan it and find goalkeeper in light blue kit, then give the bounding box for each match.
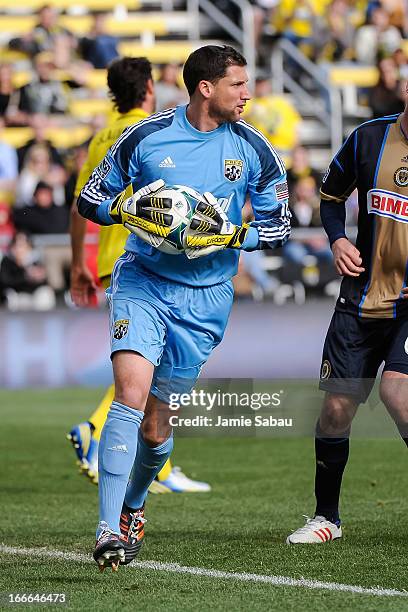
[77,45,291,572]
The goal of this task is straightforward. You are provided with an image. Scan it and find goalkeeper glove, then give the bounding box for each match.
[184,192,250,259]
[109,179,172,248]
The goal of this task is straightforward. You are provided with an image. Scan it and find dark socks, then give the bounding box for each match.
[314,422,350,525]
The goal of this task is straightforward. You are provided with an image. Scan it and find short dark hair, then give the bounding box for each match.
[183,45,247,97]
[107,56,152,114]
[34,180,52,194]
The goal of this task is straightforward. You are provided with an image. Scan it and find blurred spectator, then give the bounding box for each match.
[354,6,402,64]
[9,5,73,59]
[13,181,69,235]
[272,0,330,58]
[208,0,269,54]
[0,203,14,241]
[0,117,18,196]
[379,0,407,34]
[286,145,322,194]
[283,175,331,266]
[0,231,55,310]
[318,0,356,61]
[15,144,66,208]
[79,12,119,69]
[0,64,15,118]
[368,56,405,117]
[154,63,188,111]
[17,114,64,171]
[392,47,408,79]
[15,53,69,125]
[243,76,300,160]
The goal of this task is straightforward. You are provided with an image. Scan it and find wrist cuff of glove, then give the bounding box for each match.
[227,223,250,249]
[109,195,124,224]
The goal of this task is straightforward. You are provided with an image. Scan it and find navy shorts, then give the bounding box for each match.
[319,310,408,403]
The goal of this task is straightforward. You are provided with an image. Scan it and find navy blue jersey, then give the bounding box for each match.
[321,114,408,318]
[78,105,291,286]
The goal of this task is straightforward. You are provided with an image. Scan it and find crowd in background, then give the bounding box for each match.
[0,0,406,308]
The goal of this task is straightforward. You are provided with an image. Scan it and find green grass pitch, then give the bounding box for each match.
[1,388,408,611]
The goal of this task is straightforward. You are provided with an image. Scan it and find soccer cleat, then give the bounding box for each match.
[67,422,93,463]
[119,503,146,565]
[80,437,99,485]
[93,523,125,572]
[148,479,173,494]
[156,466,211,493]
[67,422,98,484]
[286,515,342,544]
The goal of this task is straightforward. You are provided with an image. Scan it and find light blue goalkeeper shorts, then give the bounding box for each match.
[106,251,234,403]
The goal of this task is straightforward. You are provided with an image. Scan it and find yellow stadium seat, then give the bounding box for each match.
[0,14,166,37]
[0,0,139,10]
[11,70,31,88]
[2,127,33,148]
[0,48,28,62]
[69,98,111,117]
[2,125,93,149]
[329,65,379,88]
[45,125,92,148]
[118,41,193,64]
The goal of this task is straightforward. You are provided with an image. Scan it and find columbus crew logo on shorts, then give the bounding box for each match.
[113,319,129,340]
[224,159,243,182]
[394,167,408,188]
[320,360,331,380]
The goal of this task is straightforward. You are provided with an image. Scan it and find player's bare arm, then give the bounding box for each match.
[331,237,365,277]
[70,199,97,307]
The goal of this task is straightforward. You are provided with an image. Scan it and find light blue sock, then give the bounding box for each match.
[98,401,144,536]
[125,431,174,510]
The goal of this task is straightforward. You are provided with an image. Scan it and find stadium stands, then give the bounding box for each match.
[0,0,406,307]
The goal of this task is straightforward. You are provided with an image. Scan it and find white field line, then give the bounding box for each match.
[1,544,407,599]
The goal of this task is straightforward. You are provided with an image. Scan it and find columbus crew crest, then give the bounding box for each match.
[394,167,408,188]
[113,319,129,340]
[224,159,243,182]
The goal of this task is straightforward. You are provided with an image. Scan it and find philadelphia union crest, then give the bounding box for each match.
[224,159,243,182]
[113,319,129,340]
[320,360,331,380]
[394,167,408,187]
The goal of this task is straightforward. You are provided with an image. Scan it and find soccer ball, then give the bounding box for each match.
[156,185,201,255]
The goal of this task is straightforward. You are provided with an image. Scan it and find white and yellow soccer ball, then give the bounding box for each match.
[155,185,201,255]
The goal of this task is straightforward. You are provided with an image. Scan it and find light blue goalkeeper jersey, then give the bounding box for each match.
[78,105,291,287]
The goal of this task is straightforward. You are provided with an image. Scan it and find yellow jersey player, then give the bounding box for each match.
[67,57,210,494]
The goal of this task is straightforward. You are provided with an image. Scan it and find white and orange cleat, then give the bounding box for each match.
[286,515,342,544]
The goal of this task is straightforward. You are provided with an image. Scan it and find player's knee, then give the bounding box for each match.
[321,395,355,433]
[114,383,148,411]
[380,375,408,420]
[141,416,171,447]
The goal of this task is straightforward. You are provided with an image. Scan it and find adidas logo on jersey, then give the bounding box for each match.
[159,156,176,168]
[107,444,128,453]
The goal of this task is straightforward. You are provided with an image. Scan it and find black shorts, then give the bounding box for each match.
[319,311,408,403]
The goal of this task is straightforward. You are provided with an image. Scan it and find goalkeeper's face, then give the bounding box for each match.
[208,65,251,124]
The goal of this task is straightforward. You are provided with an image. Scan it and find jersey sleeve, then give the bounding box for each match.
[320,130,357,203]
[245,138,291,251]
[319,129,358,244]
[77,125,141,225]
